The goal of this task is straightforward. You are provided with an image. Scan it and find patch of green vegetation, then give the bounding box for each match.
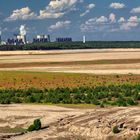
[0,84,140,107]
[2,41,140,51]
[134,135,140,140]
[112,126,121,134]
[27,119,41,132]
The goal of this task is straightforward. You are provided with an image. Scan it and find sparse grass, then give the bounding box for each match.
[0,71,139,89]
[54,104,96,109]
[0,127,26,133]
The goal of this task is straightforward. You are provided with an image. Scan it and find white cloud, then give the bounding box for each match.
[49,20,71,31]
[88,3,95,9]
[80,3,95,17]
[96,16,108,23]
[38,10,64,19]
[39,0,78,19]
[120,16,139,30]
[80,14,140,33]
[110,3,125,9]
[6,0,78,21]
[109,13,116,23]
[128,16,139,22]
[47,0,77,11]
[5,7,37,21]
[80,16,108,32]
[131,7,140,14]
[118,17,125,23]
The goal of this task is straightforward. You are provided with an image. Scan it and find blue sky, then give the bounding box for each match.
[0,0,140,41]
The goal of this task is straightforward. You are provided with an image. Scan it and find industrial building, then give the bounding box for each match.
[33,35,50,43]
[56,37,72,42]
[7,34,26,45]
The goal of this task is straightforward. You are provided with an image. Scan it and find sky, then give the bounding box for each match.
[0,0,140,41]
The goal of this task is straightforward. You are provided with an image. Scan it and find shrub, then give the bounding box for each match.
[1,98,11,104]
[136,135,140,140]
[28,124,35,132]
[100,102,105,108]
[127,98,138,106]
[34,119,41,130]
[27,119,41,132]
[116,97,127,107]
[112,126,121,134]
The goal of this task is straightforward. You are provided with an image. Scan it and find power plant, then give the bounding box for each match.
[6,25,27,45]
[56,37,72,42]
[0,25,74,46]
[7,34,26,45]
[33,35,50,43]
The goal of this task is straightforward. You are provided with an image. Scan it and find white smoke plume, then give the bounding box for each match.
[20,25,26,36]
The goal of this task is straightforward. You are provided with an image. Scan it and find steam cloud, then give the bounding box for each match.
[20,25,26,36]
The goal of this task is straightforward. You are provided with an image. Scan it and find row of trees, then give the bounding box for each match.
[1,41,140,50]
[0,84,140,106]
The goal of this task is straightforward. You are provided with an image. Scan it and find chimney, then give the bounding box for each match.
[83,35,86,44]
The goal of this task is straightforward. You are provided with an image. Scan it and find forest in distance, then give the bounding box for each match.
[1,41,140,51]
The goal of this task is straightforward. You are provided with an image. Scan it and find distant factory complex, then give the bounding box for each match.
[0,25,74,46]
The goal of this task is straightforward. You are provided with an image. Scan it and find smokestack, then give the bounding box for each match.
[83,35,86,44]
[0,31,2,44]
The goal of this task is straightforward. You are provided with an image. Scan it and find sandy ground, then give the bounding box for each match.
[1,48,140,55]
[0,104,92,139]
[0,104,137,140]
[1,50,140,64]
[0,104,87,129]
[0,49,140,74]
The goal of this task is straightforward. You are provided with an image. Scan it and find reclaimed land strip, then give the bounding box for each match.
[0,71,139,89]
[0,59,140,68]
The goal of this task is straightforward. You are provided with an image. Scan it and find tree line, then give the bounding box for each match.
[1,41,140,50]
[0,84,140,106]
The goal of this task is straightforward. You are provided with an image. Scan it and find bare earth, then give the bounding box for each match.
[0,49,140,74]
[0,49,140,139]
[0,104,139,140]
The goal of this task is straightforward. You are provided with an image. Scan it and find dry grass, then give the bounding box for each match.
[0,127,25,133]
[0,71,139,89]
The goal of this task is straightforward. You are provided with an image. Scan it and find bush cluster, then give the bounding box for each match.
[112,126,121,134]
[0,84,140,106]
[28,119,41,132]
